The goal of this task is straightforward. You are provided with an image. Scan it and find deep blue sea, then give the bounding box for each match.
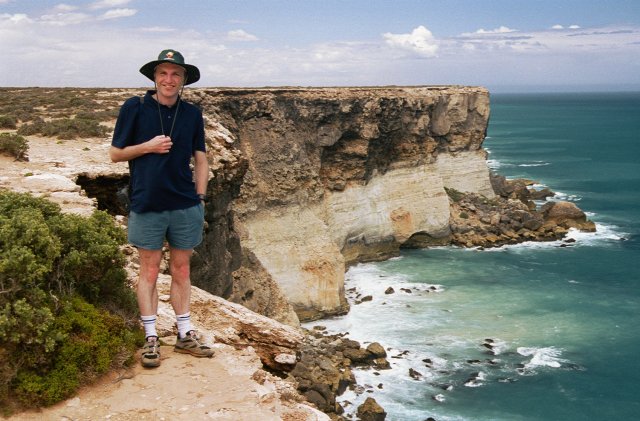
[307,92,640,420]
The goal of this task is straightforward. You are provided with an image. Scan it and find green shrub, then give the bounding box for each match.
[0,114,17,129]
[15,118,45,137]
[0,191,140,412]
[0,133,29,161]
[444,187,465,203]
[17,116,108,139]
[12,296,139,407]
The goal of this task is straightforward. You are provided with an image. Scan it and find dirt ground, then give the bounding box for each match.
[10,340,322,421]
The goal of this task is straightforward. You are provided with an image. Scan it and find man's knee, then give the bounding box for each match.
[170,260,191,281]
[169,248,193,280]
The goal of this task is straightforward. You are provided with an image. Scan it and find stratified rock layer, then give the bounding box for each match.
[190,86,492,320]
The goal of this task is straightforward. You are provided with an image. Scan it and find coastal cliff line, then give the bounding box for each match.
[0,86,593,326]
[191,86,493,321]
[0,86,596,419]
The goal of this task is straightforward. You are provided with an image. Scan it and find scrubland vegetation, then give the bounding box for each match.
[0,190,141,414]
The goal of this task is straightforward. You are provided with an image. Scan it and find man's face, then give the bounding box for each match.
[154,62,186,98]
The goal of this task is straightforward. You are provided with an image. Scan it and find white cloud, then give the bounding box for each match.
[552,24,581,30]
[475,26,516,34]
[383,25,439,57]
[227,29,259,42]
[141,26,177,33]
[54,4,79,12]
[89,0,131,10]
[99,8,136,20]
[1,16,638,90]
[0,13,34,24]
[40,12,92,26]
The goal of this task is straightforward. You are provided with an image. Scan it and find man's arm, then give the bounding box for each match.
[193,150,209,196]
[109,135,173,163]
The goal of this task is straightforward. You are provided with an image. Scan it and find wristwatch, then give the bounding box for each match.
[198,194,207,202]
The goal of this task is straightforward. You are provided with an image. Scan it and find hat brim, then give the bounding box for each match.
[139,59,200,85]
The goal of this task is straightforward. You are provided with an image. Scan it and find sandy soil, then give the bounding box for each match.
[9,340,323,421]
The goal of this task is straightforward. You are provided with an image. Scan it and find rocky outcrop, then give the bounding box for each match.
[290,326,391,417]
[357,397,387,421]
[419,175,597,249]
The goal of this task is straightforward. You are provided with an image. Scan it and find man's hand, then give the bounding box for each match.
[110,136,173,163]
[147,135,172,154]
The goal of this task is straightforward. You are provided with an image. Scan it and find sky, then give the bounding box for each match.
[1,0,640,92]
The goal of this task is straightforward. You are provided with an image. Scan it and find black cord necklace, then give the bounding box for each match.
[157,96,180,138]
[154,83,183,138]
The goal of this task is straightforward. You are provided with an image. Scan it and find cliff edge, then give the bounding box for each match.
[190,86,493,320]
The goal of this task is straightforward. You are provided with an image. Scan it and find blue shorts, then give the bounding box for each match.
[128,203,204,250]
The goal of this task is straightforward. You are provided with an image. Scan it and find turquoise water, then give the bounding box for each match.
[310,92,640,420]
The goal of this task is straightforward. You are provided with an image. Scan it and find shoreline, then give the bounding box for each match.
[289,179,597,419]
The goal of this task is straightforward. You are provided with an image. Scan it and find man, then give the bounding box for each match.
[110,49,213,368]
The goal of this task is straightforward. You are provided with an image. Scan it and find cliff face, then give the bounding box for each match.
[191,86,492,321]
[0,86,492,322]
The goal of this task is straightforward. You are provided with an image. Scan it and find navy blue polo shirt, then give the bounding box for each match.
[112,90,206,213]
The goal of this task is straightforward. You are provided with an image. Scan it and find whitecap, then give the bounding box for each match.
[517,346,566,369]
[552,191,582,201]
[565,224,628,244]
[464,379,483,387]
[432,393,446,402]
[476,221,625,252]
[529,183,549,191]
[518,161,551,167]
[487,159,501,169]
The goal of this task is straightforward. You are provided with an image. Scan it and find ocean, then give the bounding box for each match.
[306,92,640,420]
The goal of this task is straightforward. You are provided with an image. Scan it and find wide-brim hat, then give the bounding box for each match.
[139,49,200,85]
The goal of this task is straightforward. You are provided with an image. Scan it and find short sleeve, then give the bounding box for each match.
[112,97,140,149]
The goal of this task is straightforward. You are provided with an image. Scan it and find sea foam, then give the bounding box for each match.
[517,346,566,369]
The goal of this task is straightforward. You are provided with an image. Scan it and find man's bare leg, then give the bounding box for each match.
[169,248,193,316]
[137,248,164,367]
[137,248,164,318]
[170,247,214,357]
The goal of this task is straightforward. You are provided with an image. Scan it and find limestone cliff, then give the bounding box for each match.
[0,86,493,322]
[189,86,492,321]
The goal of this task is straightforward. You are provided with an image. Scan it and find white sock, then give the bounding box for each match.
[176,312,192,338]
[141,315,157,339]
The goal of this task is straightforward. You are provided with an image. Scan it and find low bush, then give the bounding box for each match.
[0,133,29,161]
[0,88,126,125]
[17,116,108,139]
[444,187,465,203]
[0,191,140,413]
[0,115,17,129]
